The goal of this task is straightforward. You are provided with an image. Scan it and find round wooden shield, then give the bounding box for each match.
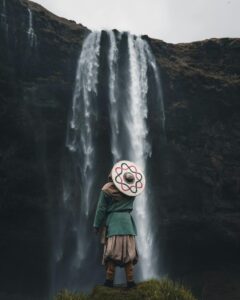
[111,160,146,197]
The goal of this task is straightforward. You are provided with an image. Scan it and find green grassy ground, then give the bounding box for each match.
[54,279,197,300]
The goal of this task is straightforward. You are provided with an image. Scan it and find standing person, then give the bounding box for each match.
[93,160,145,288]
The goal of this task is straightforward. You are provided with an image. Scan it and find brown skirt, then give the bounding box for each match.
[102,235,138,267]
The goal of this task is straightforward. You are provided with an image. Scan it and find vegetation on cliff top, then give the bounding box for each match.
[54,278,197,300]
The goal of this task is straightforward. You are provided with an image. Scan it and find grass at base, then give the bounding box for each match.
[54,278,197,300]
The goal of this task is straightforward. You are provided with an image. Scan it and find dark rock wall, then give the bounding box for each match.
[0,0,239,299]
[148,37,240,298]
[0,0,88,298]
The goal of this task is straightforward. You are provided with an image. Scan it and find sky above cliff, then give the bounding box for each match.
[34,0,240,43]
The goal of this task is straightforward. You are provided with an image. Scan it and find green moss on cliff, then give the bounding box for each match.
[54,279,197,300]
[54,289,88,300]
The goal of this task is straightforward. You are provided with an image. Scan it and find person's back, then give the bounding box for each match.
[94,191,137,237]
[93,161,145,288]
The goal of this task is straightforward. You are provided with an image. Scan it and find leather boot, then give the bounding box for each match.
[104,260,115,287]
[125,262,136,288]
[104,279,114,288]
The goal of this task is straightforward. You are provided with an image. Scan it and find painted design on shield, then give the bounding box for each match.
[112,160,145,197]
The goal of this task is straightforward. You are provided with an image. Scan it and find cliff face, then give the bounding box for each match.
[0,0,239,299]
[0,0,89,298]
[148,38,240,298]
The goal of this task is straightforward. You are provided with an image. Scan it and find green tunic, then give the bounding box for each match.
[93,191,137,237]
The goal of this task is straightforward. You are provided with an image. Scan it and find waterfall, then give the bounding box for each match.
[106,32,161,279]
[0,0,8,34]
[67,31,101,216]
[66,30,102,272]
[108,30,121,162]
[27,8,37,48]
[144,43,166,133]
[54,30,165,291]
[126,34,155,279]
[51,32,102,293]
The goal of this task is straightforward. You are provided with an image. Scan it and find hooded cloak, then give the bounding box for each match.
[101,173,127,201]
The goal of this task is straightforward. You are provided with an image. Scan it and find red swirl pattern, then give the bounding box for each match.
[114,162,143,194]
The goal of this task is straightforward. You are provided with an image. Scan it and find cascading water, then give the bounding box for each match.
[53,30,165,292]
[144,43,166,133]
[107,31,164,279]
[108,30,121,162]
[52,31,102,292]
[67,31,101,217]
[127,34,155,279]
[27,8,37,48]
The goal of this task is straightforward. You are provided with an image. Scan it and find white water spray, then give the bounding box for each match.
[27,8,37,48]
[107,32,164,280]
[67,31,101,217]
[108,30,121,162]
[127,34,156,279]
